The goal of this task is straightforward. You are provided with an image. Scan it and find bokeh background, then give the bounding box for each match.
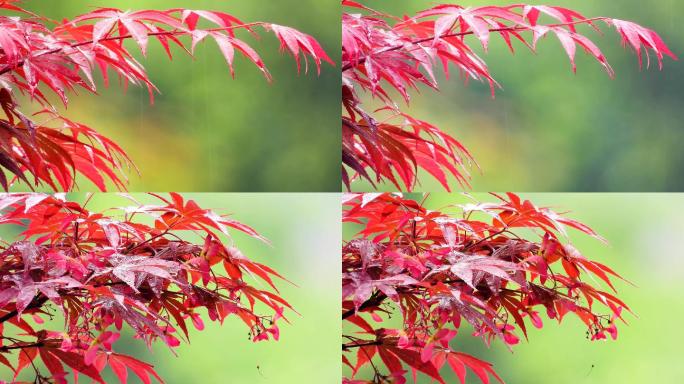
[14,1,340,192]
[344,193,684,383]
[1,193,340,383]
[349,0,683,192]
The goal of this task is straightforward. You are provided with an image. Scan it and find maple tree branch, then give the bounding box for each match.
[342,335,385,380]
[342,274,470,320]
[342,339,382,351]
[0,22,265,77]
[342,291,388,320]
[0,342,44,352]
[123,228,172,254]
[462,228,509,251]
[0,295,48,324]
[341,17,606,72]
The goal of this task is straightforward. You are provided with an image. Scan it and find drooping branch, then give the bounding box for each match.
[0,5,332,191]
[0,295,48,324]
[0,22,264,76]
[342,193,627,384]
[341,1,675,191]
[0,193,291,383]
[341,17,606,71]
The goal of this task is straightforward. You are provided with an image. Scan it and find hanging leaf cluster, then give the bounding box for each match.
[342,193,628,383]
[0,193,290,383]
[341,1,676,191]
[0,1,332,191]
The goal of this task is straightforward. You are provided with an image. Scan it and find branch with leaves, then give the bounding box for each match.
[0,193,291,383]
[342,193,628,384]
[0,1,333,191]
[341,1,676,191]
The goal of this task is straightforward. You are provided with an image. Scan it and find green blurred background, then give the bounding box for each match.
[14,1,340,192]
[344,193,684,383]
[1,193,340,383]
[349,0,683,192]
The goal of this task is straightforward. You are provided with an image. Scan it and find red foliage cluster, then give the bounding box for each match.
[0,0,332,191]
[0,193,290,383]
[342,193,628,383]
[341,1,676,191]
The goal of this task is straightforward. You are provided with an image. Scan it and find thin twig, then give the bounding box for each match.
[342,291,388,320]
[0,295,48,324]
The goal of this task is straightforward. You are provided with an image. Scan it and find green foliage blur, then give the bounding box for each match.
[16,0,340,192]
[350,0,683,192]
[344,193,684,383]
[0,193,340,383]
